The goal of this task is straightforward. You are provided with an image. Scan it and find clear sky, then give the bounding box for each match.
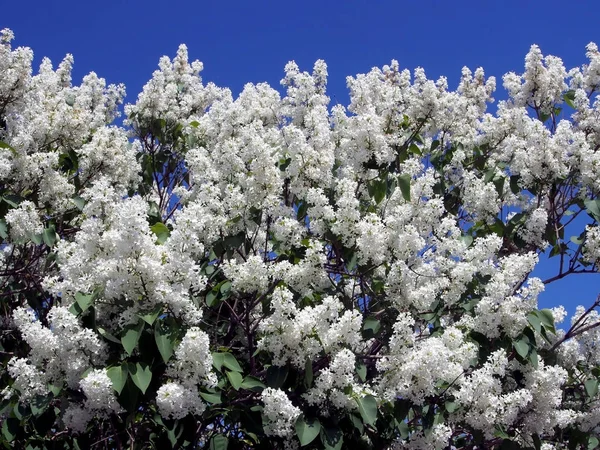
[3,0,600,318]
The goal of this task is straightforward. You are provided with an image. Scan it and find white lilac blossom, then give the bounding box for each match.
[257,288,364,368]
[4,201,42,241]
[261,388,301,438]
[79,369,122,414]
[303,348,365,411]
[583,225,600,263]
[6,306,106,396]
[2,29,600,449]
[167,326,217,389]
[156,382,206,420]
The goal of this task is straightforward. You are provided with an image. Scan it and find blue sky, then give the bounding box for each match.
[3,0,600,318]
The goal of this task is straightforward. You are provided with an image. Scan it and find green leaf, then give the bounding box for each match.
[296,201,309,221]
[241,376,265,392]
[372,278,385,293]
[527,312,542,333]
[1,418,18,442]
[226,371,243,390]
[321,426,343,450]
[484,168,496,183]
[549,243,565,258]
[422,403,436,431]
[532,433,542,450]
[363,316,381,339]
[31,232,43,245]
[49,384,62,396]
[189,120,200,128]
[107,364,128,394]
[212,352,225,372]
[71,196,86,211]
[368,177,385,204]
[209,435,228,450]
[267,365,288,388]
[150,222,170,244]
[409,142,422,156]
[75,291,94,312]
[356,394,378,426]
[585,378,599,398]
[461,234,474,248]
[488,218,505,236]
[346,251,358,271]
[513,336,530,359]
[571,234,585,245]
[493,177,505,197]
[398,420,409,438]
[139,305,162,325]
[43,225,57,247]
[33,405,56,435]
[509,175,520,194]
[295,416,321,446]
[222,352,242,372]
[356,362,367,382]
[538,309,556,333]
[155,322,175,363]
[584,199,600,222]
[349,413,364,434]
[220,280,232,295]
[224,232,245,250]
[97,327,121,344]
[2,194,21,208]
[129,362,152,394]
[199,390,222,404]
[374,183,386,204]
[564,90,576,109]
[13,403,26,420]
[528,348,539,369]
[117,378,140,413]
[304,359,313,388]
[166,422,183,447]
[121,321,144,355]
[30,395,50,416]
[372,178,387,204]
[445,401,458,413]
[0,140,17,155]
[147,201,161,224]
[398,174,411,202]
[494,425,510,439]
[0,219,7,239]
[394,398,411,422]
[205,289,219,307]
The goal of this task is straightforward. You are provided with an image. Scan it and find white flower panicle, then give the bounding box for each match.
[2,29,600,448]
[258,288,364,368]
[156,382,206,420]
[261,388,301,438]
[5,201,42,241]
[80,369,121,413]
[8,306,106,398]
[167,327,217,389]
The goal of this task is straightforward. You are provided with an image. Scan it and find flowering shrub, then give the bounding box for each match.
[1,28,600,449]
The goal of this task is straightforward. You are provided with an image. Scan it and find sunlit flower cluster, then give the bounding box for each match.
[1,28,600,448]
